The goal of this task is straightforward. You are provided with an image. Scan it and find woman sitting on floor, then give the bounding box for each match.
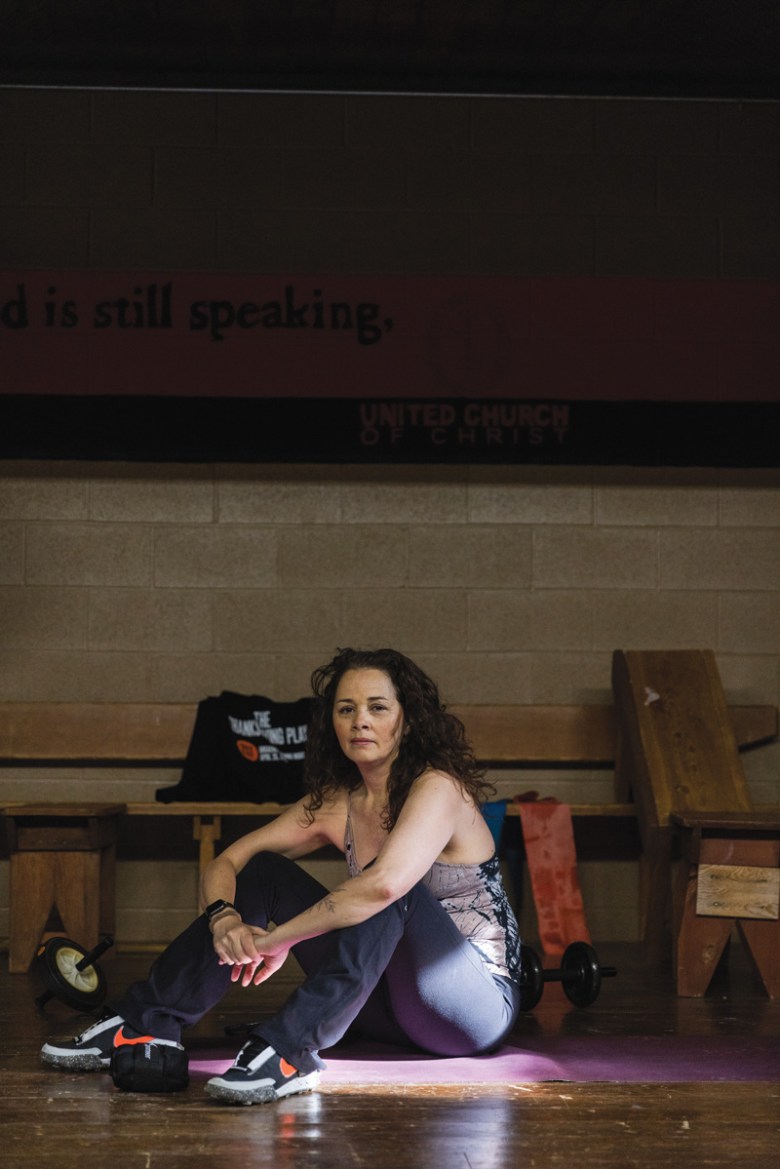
[41,646,522,1105]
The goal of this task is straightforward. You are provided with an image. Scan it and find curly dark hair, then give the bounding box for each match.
[303,647,493,829]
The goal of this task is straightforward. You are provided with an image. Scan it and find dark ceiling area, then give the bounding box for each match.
[2,1,779,99]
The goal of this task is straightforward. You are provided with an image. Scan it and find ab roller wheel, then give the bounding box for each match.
[520,941,617,1011]
[35,935,114,1011]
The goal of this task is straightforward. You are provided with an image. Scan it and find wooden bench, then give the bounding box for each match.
[613,650,780,995]
[1,698,777,971]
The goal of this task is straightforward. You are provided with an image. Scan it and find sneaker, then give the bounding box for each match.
[41,1014,125,1070]
[205,1039,320,1106]
[40,1015,170,1072]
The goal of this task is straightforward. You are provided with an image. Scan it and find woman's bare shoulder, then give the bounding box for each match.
[409,768,467,799]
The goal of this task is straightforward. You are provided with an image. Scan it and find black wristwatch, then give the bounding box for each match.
[205,899,237,923]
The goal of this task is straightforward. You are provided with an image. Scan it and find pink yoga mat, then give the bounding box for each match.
[189,1036,779,1085]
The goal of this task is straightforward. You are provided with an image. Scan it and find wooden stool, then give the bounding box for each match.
[671,811,780,998]
[2,802,125,973]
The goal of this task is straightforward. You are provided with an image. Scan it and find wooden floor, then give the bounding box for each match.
[1,939,778,1168]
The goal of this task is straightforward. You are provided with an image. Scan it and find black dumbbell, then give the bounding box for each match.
[520,941,617,1010]
[35,935,114,1012]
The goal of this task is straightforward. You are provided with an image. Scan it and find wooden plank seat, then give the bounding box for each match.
[1,700,775,765]
[612,649,780,997]
[2,700,774,872]
[1,696,777,972]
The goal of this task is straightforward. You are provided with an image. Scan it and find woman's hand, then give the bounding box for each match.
[238,936,291,986]
[210,914,291,987]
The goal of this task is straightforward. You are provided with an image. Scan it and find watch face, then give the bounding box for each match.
[207,900,228,917]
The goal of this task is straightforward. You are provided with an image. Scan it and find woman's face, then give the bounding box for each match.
[332,667,406,774]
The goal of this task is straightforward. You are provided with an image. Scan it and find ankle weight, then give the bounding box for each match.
[111,1041,189,1093]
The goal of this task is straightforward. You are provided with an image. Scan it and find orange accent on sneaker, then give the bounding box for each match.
[113,1027,157,1048]
[279,1057,298,1078]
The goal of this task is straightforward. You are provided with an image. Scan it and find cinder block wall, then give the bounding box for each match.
[1,90,778,945]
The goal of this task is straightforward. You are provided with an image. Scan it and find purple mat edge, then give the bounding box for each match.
[188,1036,780,1084]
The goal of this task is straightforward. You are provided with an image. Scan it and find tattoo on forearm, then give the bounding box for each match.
[303,893,338,917]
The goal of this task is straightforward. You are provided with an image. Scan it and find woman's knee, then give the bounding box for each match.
[233,851,292,923]
[234,850,329,923]
[239,849,295,884]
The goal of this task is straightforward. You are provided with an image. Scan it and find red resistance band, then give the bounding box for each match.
[515,795,592,958]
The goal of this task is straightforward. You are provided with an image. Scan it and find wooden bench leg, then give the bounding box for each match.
[192,815,222,885]
[9,852,57,973]
[738,919,780,998]
[672,829,780,998]
[8,849,115,974]
[673,859,733,996]
[639,829,672,964]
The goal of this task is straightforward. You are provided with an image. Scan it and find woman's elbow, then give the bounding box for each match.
[204,854,236,882]
[369,871,412,909]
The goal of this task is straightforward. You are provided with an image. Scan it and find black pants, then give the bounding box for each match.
[118,852,521,1074]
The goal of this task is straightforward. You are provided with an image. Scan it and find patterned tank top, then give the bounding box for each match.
[344,794,521,985]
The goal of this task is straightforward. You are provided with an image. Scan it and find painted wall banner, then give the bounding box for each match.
[2,271,778,402]
[1,272,778,465]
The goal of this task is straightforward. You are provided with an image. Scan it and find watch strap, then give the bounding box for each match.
[205,898,236,922]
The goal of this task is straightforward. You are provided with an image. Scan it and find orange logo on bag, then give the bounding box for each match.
[237,739,259,762]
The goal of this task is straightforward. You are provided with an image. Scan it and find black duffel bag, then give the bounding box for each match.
[155,691,312,804]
